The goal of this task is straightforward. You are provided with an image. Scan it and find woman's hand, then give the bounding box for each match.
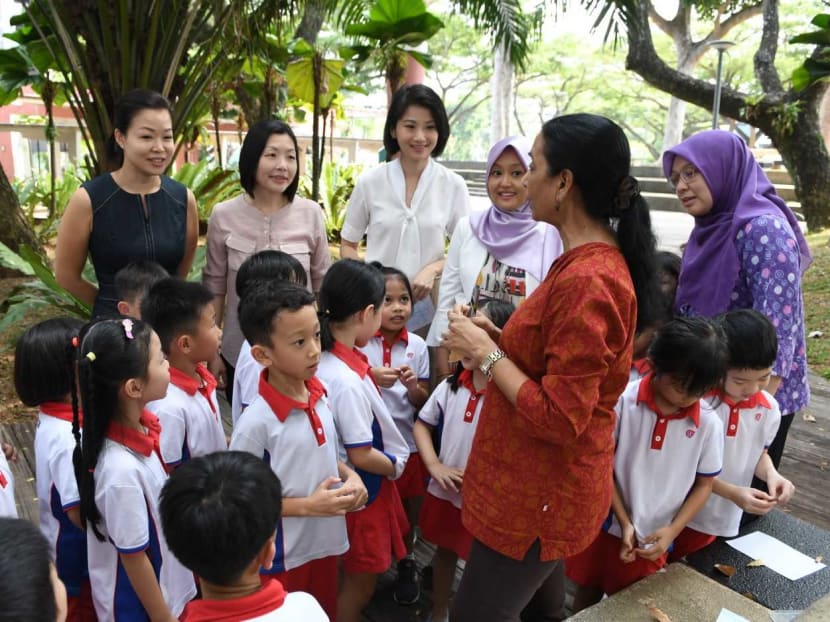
[440,305,498,367]
[412,264,438,301]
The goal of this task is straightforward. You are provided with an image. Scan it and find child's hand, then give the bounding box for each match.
[634,527,673,561]
[734,486,777,515]
[308,477,358,516]
[1,443,17,463]
[766,473,795,506]
[340,470,369,511]
[619,523,637,563]
[399,365,419,391]
[426,462,464,493]
[371,366,400,388]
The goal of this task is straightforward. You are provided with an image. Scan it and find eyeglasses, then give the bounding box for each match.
[668,166,700,189]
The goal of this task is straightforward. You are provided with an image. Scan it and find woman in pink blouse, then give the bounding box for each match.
[203,120,331,400]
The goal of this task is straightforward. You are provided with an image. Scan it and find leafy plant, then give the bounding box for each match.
[12,164,83,243]
[299,160,361,243]
[791,14,830,92]
[170,160,240,223]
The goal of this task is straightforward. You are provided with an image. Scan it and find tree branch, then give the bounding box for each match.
[753,0,783,94]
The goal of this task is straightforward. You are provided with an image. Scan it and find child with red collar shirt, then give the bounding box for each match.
[73,318,196,621]
[161,451,329,622]
[15,318,95,620]
[230,281,367,621]
[142,278,226,469]
[671,309,795,560]
[567,317,727,612]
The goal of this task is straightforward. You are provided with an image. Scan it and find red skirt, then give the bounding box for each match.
[419,493,473,560]
[668,526,716,562]
[394,451,428,500]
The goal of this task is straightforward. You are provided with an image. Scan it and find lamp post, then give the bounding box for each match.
[708,40,735,130]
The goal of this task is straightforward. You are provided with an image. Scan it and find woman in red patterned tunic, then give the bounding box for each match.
[441,114,662,621]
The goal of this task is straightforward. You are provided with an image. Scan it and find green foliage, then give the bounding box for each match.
[12,165,83,243]
[770,101,803,136]
[169,160,239,223]
[791,14,830,91]
[298,161,361,243]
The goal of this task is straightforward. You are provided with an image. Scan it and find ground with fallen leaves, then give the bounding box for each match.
[803,229,830,380]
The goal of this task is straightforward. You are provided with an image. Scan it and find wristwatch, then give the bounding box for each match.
[479,349,506,378]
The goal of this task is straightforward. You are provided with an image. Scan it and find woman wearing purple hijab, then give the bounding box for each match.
[663,130,811,478]
[426,136,563,377]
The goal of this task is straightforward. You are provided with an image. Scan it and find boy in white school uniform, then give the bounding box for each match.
[161,451,329,621]
[142,278,226,468]
[230,281,367,621]
[567,317,728,611]
[671,309,795,560]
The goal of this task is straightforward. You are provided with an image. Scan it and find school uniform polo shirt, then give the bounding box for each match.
[688,389,781,537]
[148,364,226,468]
[317,341,409,503]
[0,445,16,518]
[360,329,430,452]
[180,579,328,621]
[418,371,486,508]
[35,403,87,595]
[233,339,262,425]
[229,372,348,572]
[610,376,724,543]
[88,412,196,620]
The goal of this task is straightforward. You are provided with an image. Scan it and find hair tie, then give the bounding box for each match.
[86,351,96,362]
[122,318,134,340]
[87,468,94,474]
[613,175,640,215]
[71,336,79,348]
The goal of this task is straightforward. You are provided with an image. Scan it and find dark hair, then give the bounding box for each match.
[236,250,308,303]
[648,316,727,396]
[540,114,661,332]
[160,451,282,585]
[718,309,778,370]
[375,263,414,301]
[14,317,84,407]
[238,119,300,200]
[656,251,681,282]
[449,300,516,392]
[115,260,169,305]
[239,281,316,349]
[0,518,57,622]
[140,278,215,355]
[72,319,155,540]
[383,84,450,159]
[318,259,385,351]
[109,89,174,169]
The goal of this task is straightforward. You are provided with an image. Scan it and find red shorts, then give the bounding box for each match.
[342,478,409,574]
[66,579,97,622]
[272,556,338,621]
[565,530,667,596]
[668,527,716,562]
[420,493,472,560]
[395,451,428,500]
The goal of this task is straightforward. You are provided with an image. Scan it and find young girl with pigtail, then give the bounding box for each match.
[72,318,195,621]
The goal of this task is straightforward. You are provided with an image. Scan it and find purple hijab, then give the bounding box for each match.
[662,131,811,317]
[469,136,562,282]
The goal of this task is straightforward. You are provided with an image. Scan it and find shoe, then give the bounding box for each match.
[393,558,420,605]
[421,563,433,590]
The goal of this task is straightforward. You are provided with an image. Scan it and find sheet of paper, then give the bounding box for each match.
[715,609,750,622]
[407,297,435,332]
[726,531,826,581]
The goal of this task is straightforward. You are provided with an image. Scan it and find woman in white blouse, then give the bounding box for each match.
[426,135,563,377]
[340,85,470,330]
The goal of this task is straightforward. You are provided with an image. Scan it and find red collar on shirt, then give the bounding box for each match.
[458,369,486,397]
[632,358,653,376]
[106,411,163,458]
[637,373,700,427]
[375,328,409,346]
[258,370,328,445]
[709,387,771,437]
[331,340,371,379]
[41,401,81,425]
[169,364,218,414]
[181,578,287,622]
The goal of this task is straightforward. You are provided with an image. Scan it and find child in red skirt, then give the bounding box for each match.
[414,301,514,622]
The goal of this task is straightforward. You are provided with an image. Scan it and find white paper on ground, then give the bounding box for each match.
[726,531,826,581]
[715,609,750,622]
[408,297,435,331]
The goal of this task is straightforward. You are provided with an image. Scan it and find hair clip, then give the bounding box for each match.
[87,468,95,474]
[86,351,96,362]
[122,318,134,340]
[71,336,79,348]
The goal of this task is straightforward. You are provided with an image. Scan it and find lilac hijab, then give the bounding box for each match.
[662,131,811,317]
[469,136,562,282]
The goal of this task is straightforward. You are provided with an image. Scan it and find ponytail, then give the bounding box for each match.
[318,259,385,352]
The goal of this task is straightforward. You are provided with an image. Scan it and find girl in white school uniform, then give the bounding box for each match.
[414,300,515,622]
[72,318,196,621]
[315,259,411,622]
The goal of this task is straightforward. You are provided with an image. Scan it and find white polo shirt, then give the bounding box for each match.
[628,358,653,384]
[233,339,262,425]
[688,389,781,537]
[230,372,348,572]
[610,376,724,543]
[0,445,16,518]
[317,341,409,503]
[148,364,226,468]
[180,578,328,622]
[87,412,196,620]
[35,403,87,593]
[418,371,486,508]
[359,329,430,452]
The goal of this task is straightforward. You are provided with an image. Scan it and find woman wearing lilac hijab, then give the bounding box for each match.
[426,136,563,377]
[663,130,811,478]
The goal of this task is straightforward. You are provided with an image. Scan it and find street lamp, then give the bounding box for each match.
[708,40,735,130]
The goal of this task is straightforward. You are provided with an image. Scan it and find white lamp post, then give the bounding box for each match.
[708,40,735,130]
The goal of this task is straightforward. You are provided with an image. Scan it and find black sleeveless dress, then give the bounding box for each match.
[84,173,188,317]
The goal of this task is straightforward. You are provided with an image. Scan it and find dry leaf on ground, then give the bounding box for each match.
[714,563,737,577]
[803,412,817,422]
[746,559,765,568]
[648,605,672,622]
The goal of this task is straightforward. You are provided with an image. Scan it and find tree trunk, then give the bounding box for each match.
[662,97,688,153]
[294,0,326,44]
[0,164,42,261]
[490,46,514,145]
